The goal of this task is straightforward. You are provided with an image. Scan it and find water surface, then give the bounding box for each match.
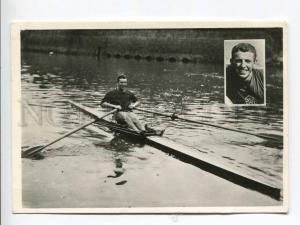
[21,52,283,206]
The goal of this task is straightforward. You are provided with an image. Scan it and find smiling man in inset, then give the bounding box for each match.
[226,42,264,104]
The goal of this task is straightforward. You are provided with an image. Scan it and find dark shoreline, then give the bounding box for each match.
[21,48,283,67]
[21,28,283,66]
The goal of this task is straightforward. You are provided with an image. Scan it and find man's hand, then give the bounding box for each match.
[115,105,122,110]
[128,104,135,109]
[128,101,140,109]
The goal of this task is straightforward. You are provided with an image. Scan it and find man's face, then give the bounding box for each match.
[231,51,256,80]
[118,78,127,90]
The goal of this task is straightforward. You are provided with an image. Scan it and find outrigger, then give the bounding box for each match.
[22,100,282,200]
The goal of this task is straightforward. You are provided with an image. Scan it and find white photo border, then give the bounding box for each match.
[11,21,288,214]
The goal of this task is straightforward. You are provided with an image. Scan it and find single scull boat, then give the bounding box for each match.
[69,100,281,200]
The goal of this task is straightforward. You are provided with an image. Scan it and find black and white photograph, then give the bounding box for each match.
[224,39,266,105]
[11,22,287,213]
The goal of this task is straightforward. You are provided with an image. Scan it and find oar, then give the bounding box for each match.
[134,107,282,142]
[22,108,118,158]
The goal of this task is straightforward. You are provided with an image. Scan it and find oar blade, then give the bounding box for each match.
[257,133,283,143]
[22,145,45,158]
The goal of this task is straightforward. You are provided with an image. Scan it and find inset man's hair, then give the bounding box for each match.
[231,43,257,60]
[117,74,127,82]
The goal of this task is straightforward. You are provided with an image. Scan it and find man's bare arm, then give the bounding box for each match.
[101,102,122,110]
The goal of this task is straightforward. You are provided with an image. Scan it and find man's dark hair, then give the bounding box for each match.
[231,43,257,60]
[117,74,127,82]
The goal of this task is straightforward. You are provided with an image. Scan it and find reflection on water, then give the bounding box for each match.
[21,52,283,187]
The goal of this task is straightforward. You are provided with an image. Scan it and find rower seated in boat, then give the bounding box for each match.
[100,74,147,133]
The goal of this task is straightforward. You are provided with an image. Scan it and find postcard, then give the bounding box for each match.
[12,21,288,213]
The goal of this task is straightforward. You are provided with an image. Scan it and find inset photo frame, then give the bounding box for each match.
[224,39,266,105]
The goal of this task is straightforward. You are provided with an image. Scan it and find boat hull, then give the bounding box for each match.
[69,100,281,200]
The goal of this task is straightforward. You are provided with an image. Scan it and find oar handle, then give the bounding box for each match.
[134,107,175,118]
[23,108,117,157]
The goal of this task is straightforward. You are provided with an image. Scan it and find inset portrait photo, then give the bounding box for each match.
[224,40,266,105]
